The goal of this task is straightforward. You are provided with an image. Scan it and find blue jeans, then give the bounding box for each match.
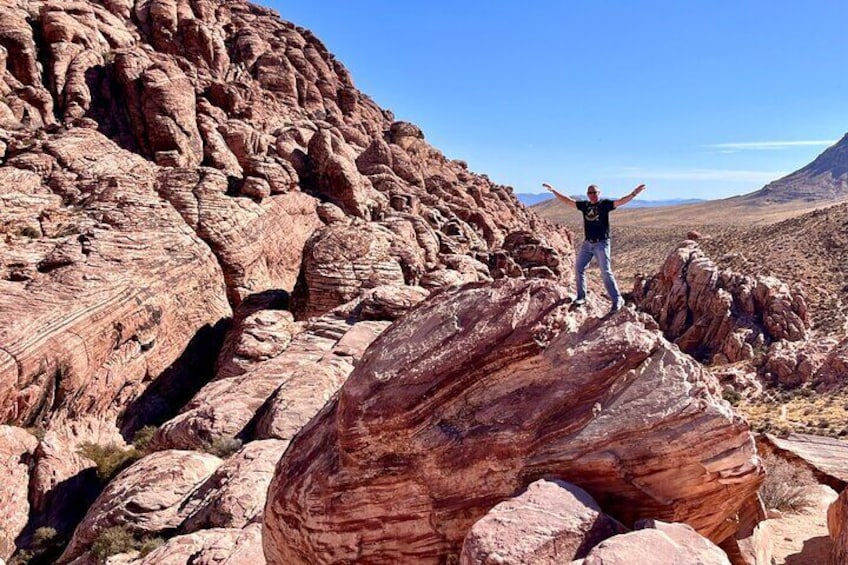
[575,239,621,304]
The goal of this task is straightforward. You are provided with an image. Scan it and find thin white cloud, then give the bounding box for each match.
[612,168,786,183]
[706,140,835,151]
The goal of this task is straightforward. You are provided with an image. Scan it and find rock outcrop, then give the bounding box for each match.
[633,241,808,365]
[0,426,38,561]
[815,337,848,390]
[153,288,409,451]
[59,450,223,562]
[263,278,763,564]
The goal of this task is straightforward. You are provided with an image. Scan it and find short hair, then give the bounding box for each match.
[587,184,599,192]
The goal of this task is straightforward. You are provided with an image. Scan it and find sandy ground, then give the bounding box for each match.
[763,484,837,564]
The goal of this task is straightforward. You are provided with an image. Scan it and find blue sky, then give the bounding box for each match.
[269,1,848,199]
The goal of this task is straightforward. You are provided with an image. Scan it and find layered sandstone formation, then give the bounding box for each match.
[1,0,572,559]
[263,278,764,564]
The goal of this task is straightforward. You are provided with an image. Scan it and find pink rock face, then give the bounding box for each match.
[634,241,808,364]
[136,523,265,565]
[263,278,763,564]
[829,487,848,565]
[292,220,408,319]
[0,426,38,560]
[460,479,626,564]
[582,521,731,565]
[0,129,231,431]
[181,439,290,531]
[29,431,100,539]
[59,450,223,563]
[154,296,397,450]
[156,168,322,304]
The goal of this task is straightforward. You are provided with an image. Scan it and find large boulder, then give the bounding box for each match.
[582,521,731,565]
[460,479,625,564]
[59,450,222,562]
[263,278,763,564]
[180,439,289,531]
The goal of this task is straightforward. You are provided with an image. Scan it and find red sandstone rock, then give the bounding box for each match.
[815,337,848,389]
[0,129,231,432]
[156,167,322,304]
[582,521,731,564]
[829,487,848,565]
[460,479,626,564]
[181,439,289,531]
[59,450,223,562]
[0,426,38,561]
[154,298,390,450]
[263,278,763,564]
[634,241,808,364]
[135,523,265,565]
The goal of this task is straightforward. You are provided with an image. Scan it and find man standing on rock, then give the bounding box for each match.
[542,182,646,313]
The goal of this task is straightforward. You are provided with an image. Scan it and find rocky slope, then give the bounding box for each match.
[0,0,571,560]
[0,1,796,564]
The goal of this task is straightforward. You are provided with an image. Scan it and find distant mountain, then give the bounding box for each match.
[518,193,705,208]
[743,133,848,203]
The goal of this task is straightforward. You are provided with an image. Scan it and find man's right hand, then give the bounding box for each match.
[542,183,555,193]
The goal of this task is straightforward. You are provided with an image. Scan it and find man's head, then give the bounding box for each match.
[587,184,600,203]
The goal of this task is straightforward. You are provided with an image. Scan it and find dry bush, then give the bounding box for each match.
[203,436,243,458]
[759,452,818,513]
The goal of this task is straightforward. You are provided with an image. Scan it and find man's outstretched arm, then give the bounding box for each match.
[542,183,578,209]
[613,184,647,208]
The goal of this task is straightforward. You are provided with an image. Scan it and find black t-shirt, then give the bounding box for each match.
[576,199,615,241]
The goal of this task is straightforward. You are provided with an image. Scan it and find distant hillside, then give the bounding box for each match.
[519,193,704,208]
[743,133,848,203]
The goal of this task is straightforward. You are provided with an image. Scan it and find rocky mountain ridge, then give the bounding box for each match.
[743,133,848,204]
[1,1,845,564]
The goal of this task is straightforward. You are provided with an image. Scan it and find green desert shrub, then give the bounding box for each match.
[77,442,141,482]
[90,526,163,562]
[131,425,158,453]
[759,452,818,513]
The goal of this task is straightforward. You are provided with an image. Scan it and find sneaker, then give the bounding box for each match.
[572,297,585,306]
[609,298,624,314]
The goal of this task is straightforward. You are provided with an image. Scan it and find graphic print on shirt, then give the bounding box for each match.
[584,205,599,222]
